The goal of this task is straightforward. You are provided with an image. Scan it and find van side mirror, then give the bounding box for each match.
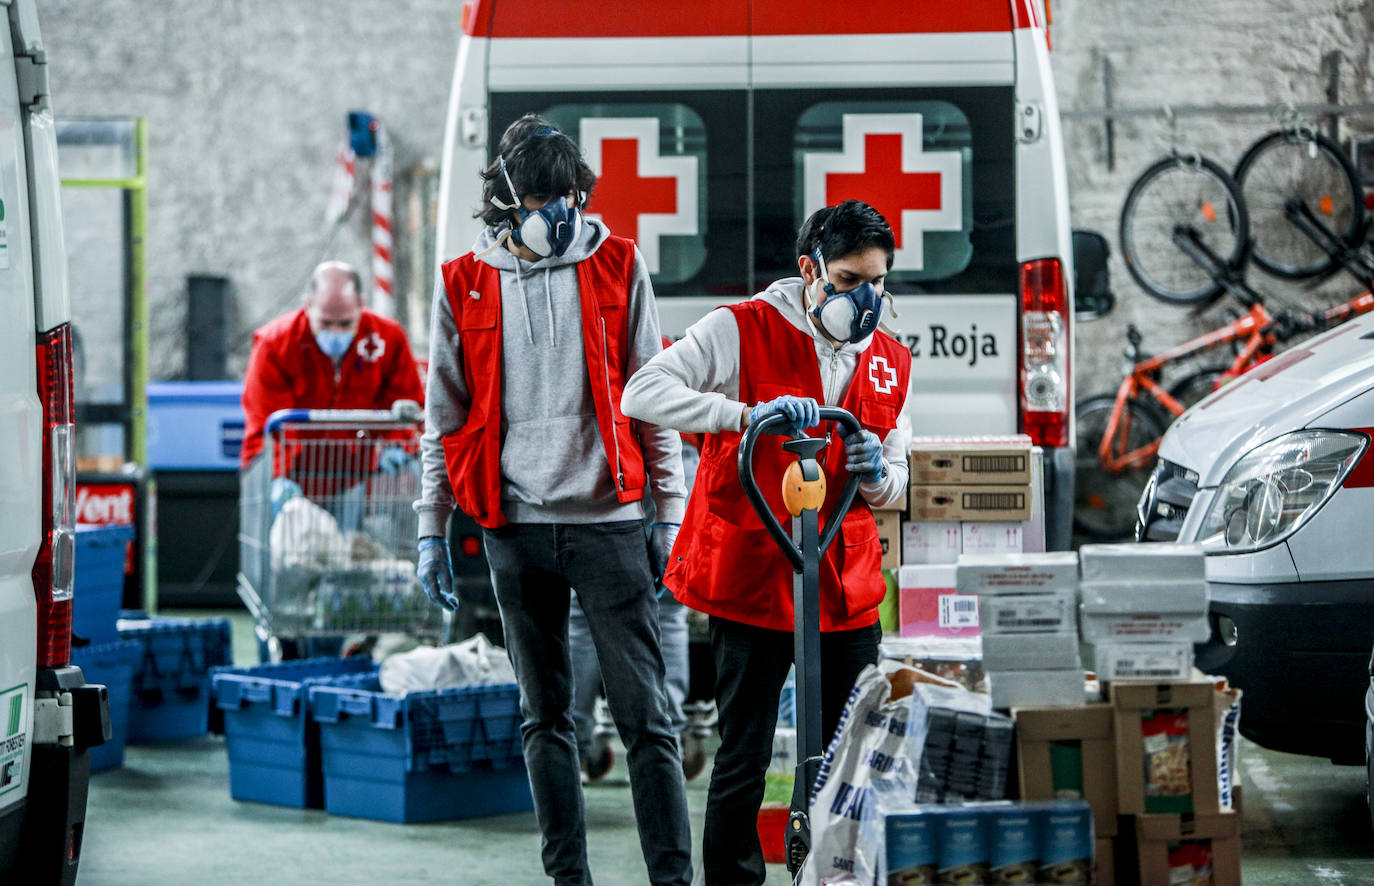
[1072,229,1115,320]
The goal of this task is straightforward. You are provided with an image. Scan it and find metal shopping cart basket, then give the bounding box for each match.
[237,407,449,658]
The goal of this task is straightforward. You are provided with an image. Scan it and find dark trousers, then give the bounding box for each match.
[702,615,881,886]
[483,521,693,886]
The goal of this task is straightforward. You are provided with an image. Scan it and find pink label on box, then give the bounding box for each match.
[899,585,981,638]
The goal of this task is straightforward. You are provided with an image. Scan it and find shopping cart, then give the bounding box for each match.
[237,407,449,659]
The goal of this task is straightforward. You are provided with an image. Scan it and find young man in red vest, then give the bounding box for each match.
[622,200,912,886]
[414,115,692,886]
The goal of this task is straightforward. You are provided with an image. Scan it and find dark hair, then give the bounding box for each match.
[476,114,597,227]
[795,200,896,269]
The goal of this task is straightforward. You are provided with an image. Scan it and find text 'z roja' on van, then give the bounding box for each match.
[436,0,1077,548]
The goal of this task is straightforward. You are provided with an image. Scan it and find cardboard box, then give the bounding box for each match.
[989,669,1084,710]
[909,437,1033,485]
[961,521,1024,555]
[874,510,902,570]
[1013,704,1119,838]
[1135,811,1242,886]
[897,565,979,638]
[982,632,1081,671]
[979,591,1077,636]
[1094,838,1115,886]
[1079,542,1206,584]
[1080,579,1208,615]
[1112,677,1228,816]
[909,484,1033,522]
[1081,612,1210,644]
[902,520,961,565]
[1094,642,1195,683]
[956,552,1079,596]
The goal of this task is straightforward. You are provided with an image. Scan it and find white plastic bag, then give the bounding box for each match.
[270,495,349,571]
[379,633,516,694]
[800,660,924,886]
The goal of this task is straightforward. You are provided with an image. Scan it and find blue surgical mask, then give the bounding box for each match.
[315,330,353,359]
[806,250,885,343]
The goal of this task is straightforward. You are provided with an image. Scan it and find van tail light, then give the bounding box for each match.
[33,322,76,668]
[1019,258,1069,448]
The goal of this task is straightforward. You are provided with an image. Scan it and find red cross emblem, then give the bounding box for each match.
[803,113,962,272]
[869,355,898,395]
[580,117,698,275]
[356,332,385,363]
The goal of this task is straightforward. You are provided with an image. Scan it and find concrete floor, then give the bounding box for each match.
[71,611,1374,885]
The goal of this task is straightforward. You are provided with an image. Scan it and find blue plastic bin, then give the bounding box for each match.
[210,657,377,809]
[118,613,232,741]
[71,639,141,772]
[146,381,245,470]
[308,675,532,823]
[74,525,134,645]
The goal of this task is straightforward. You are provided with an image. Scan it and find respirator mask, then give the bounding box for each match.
[805,250,890,344]
[488,154,582,259]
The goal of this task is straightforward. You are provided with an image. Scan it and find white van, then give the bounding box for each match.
[435,0,1079,547]
[0,2,110,884]
[1139,311,1374,763]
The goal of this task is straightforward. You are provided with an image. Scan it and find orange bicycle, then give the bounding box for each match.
[1075,135,1374,540]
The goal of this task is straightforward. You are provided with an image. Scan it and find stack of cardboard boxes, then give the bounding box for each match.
[1013,672,1243,885]
[1079,544,1210,683]
[889,436,1041,641]
[956,552,1084,710]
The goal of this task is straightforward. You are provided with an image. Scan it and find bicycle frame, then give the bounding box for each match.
[1097,302,1275,474]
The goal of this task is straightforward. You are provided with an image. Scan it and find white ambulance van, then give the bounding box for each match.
[435,0,1079,548]
[1139,312,1374,764]
[0,2,111,884]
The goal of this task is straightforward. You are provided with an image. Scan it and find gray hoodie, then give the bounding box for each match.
[416,218,685,536]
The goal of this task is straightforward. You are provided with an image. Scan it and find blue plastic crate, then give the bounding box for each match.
[308,675,532,823]
[210,657,377,809]
[118,613,232,741]
[73,525,134,645]
[146,381,245,470]
[72,639,141,772]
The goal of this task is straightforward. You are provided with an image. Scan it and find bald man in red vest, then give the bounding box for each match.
[622,200,913,886]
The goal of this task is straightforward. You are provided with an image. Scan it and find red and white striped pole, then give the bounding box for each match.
[368,126,395,318]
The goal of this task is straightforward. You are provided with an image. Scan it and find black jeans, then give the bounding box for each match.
[483,521,693,886]
[703,615,881,886]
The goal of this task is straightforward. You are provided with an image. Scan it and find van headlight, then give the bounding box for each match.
[1197,430,1367,553]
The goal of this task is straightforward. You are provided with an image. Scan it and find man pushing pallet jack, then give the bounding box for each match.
[622,199,913,883]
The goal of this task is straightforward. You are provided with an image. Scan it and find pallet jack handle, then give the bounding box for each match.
[737,406,863,875]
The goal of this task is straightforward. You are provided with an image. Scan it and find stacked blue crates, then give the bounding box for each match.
[73,524,138,771]
[210,657,377,809]
[118,612,232,741]
[308,674,533,823]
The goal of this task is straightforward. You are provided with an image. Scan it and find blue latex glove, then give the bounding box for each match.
[417,537,458,612]
[748,395,820,436]
[377,445,413,475]
[269,477,302,520]
[843,429,885,483]
[649,522,680,581]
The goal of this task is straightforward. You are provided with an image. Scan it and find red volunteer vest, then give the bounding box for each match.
[664,300,911,633]
[438,236,646,528]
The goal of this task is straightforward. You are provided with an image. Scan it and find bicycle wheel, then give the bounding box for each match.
[1119,155,1250,306]
[1167,365,1229,412]
[1234,128,1364,280]
[1073,394,1168,541]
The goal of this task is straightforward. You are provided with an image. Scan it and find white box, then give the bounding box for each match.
[955,552,1079,596]
[988,669,1085,709]
[902,521,961,565]
[1022,447,1046,554]
[1080,612,1211,644]
[960,522,1024,556]
[1093,643,1195,682]
[1078,542,1206,584]
[1080,579,1208,615]
[978,591,1077,636]
[981,633,1082,671]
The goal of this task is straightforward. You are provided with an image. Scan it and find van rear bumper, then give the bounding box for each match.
[1044,444,1074,551]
